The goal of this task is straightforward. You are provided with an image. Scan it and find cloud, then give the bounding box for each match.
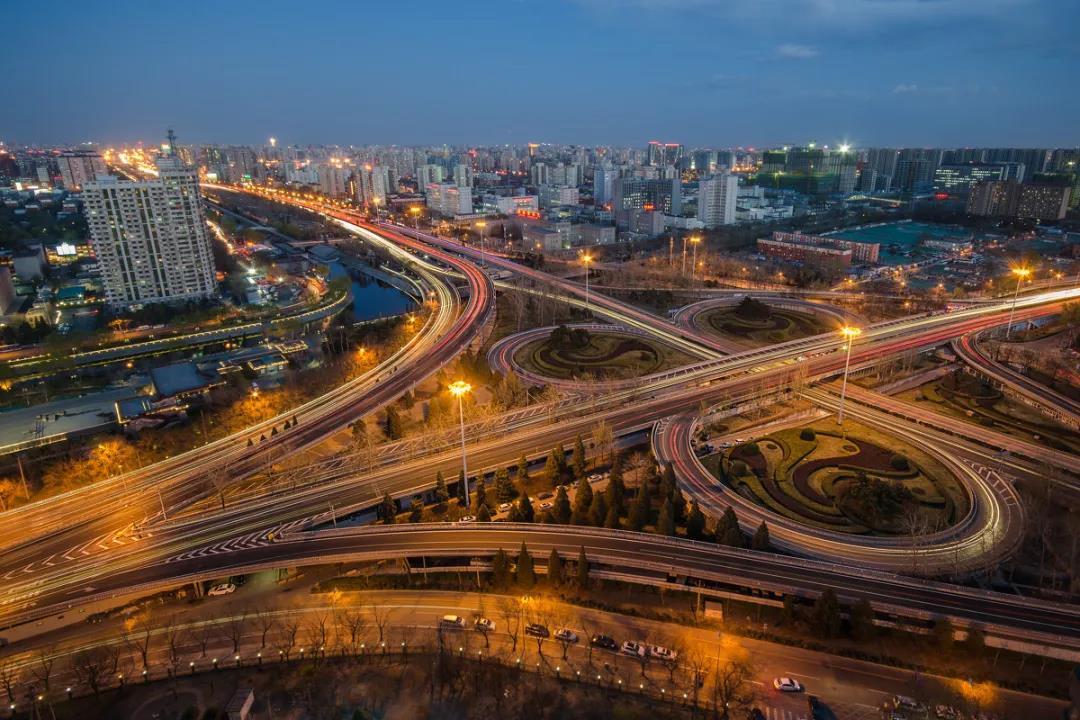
[893,83,919,94]
[776,44,819,59]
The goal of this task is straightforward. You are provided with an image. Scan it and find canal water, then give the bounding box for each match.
[328,263,415,322]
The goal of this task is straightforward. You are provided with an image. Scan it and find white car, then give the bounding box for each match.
[474,617,496,632]
[620,640,646,658]
[497,502,512,513]
[648,645,677,662]
[458,515,476,523]
[773,677,803,692]
[587,473,603,483]
[554,628,579,644]
[207,583,236,597]
[538,501,553,511]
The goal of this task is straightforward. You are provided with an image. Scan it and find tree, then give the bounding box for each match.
[587,488,606,527]
[517,492,535,523]
[553,485,571,524]
[603,503,620,529]
[472,476,489,514]
[543,448,562,487]
[657,498,676,536]
[721,525,745,548]
[811,589,842,638]
[434,471,449,509]
[576,546,590,589]
[516,453,530,484]
[628,484,650,531]
[572,434,587,480]
[659,462,677,500]
[547,549,564,587]
[384,406,403,440]
[933,617,956,653]
[711,659,758,718]
[686,501,706,540]
[408,497,423,523]
[477,504,492,522]
[782,595,799,625]
[491,548,512,588]
[850,598,875,641]
[571,477,593,525]
[379,493,397,524]
[516,541,535,588]
[751,521,770,551]
[494,467,515,502]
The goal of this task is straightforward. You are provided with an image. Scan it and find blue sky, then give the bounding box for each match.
[2,0,1077,147]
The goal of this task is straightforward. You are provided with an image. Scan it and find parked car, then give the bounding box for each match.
[538,501,553,511]
[620,640,646,658]
[207,583,236,597]
[537,491,554,500]
[497,502,512,513]
[773,677,803,692]
[440,615,466,629]
[807,695,827,719]
[590,634,618,650]
[458,515,476,523]
[474,617,496,632]
[554,628,579,644]
[648,645,677,662]
[525,623,550,639]
[587,473,603,483]
[891,696,925,713]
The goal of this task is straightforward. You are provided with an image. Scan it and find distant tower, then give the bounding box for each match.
[166,128,178,156]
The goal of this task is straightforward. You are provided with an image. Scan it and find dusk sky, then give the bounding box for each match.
[4,0,1078,148]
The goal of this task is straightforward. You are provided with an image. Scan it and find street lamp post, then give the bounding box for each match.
[448,380,472,501]
[690,236,701,283]
[836,326,862,426]
[475,221,487,267]
[581,252,593,310]
[1005,267,1031,340]
[410,206,421,233]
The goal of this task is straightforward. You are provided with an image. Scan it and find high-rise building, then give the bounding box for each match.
[356,164,390,207]
[57,152,107,190]
[932,162,1019,197]
[647,141,682,167]
[697,173,738,228]
[593,168,618,207]
[612,177,681,225]
[1016,184,1071,220]
[317,162,350,197]
[416,164,445,188]
[83,153,216,307]
[425,182,473,216]
[453,163,472,188]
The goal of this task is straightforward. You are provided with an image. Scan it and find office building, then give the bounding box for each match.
[538,185,579,208]
[83,153,217,307]
[57,152,107,190]
[593,168,618,206]
[756,237,852,269]
[425,182,473,216]
[770,231,880,263]
[612,177,681,227]
[932,162,1020,196]
[697,173,738,228]
[647,141,682,167]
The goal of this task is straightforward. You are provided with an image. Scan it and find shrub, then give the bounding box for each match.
[799,428,816,441]
[730,460,749,477]
[743,442,761,456]
[889,454,909,472]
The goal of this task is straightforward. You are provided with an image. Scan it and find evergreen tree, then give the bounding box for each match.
[811,589,842,638]
[516,453,530,483]
[721,525,744,548]
[491,548,511,587]
[516,541,535,588]
[686,501,706,540]
[539,510,555,524]
[933,617,955,653]
[434,472,449,508]
[657,498,676,536]
[604,473,624,518]
[628,485,650,531]
[555,442,568,474]
[472,477,488,514]
[670,488,687,523]
[573,434,588,480]
[571,478,593,525]
[587,489,606,527]
[553,485,571,524]
[508,503,524,523]
[408,498,423,523]
[751,521,770,551]
[547,548,564,587]
[850,598,875,641]
[384,406,403,440]
[477,504,492,522]
[576,546,589,589]
[517,493,535,523]
[603,503,620,529]
[543,448,562,487]
[659,462,677,499]
[717,506,739,541]
[458,469,467,503]
[494,467,516,502]
[782,595,799,624]
[379,493,397,524]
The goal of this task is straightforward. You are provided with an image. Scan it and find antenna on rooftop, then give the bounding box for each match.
[166,128,178,156]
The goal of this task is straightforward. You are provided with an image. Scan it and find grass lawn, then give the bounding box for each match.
[514,330,697,381]
[695,303,832,347]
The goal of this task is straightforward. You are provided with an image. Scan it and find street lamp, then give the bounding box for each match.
[836,326,862,426]
[1005,267,1031,340]
[689,236,701,282]
[409,206,421,233]
[448,380,472,501]
[580,252,593,310]
[475,221,487,267]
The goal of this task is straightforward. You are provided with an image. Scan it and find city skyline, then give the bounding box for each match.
[4,0,1078,148]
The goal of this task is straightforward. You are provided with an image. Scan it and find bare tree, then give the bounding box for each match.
[276,617,300,661]
[372,604,394,649]
[710,658,757,718]
[497,596,522,655]
[125,614,154,672]
[72,647,110,695]
[163,616,183,676]
[31,647,56,695]
[0,660,21,703]
[191,623,214,658]
[255,607,276,649]
[226,608,248,654]
[339,609,369,656]
[303,614,330,664]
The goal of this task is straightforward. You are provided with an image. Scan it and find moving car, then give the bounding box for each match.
[554,628,579,644]
[474,617,496,632]
[773,677,803,692]
[590,634,618,650]
[525,623,550,638]
[648,645,677,662]
[620,640,646,658]
[440,615,466,629]
[207,583,236,597]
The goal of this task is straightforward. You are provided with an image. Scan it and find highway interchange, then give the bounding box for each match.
[2,186,1079,714]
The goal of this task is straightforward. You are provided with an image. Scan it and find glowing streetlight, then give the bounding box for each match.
[448,380,472,500]
[1005,267,1031,339]
[475,221,488,267]
[580,252,593,310]
[409,206,422,233]
[689,236,702,282]
[836,326,862,426]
